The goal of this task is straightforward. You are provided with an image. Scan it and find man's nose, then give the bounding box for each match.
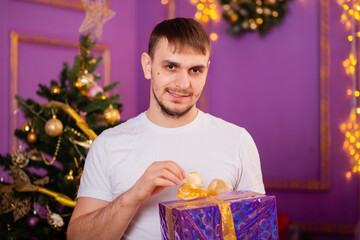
[174,71,190,89]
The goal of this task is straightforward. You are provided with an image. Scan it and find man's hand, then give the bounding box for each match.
[127,161,186,207]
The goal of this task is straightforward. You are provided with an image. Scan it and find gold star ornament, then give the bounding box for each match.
[79,0,116,40]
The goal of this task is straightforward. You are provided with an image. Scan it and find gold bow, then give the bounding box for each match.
[176,172,236,240]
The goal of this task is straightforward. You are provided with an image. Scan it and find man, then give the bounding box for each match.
[67,17,265,239]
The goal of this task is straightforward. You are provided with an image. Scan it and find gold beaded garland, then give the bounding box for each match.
[41,136,62,166]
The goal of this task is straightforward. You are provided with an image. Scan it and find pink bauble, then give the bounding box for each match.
[87,85,104,97]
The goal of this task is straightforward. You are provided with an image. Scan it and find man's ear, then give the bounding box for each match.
[141,52,152,80]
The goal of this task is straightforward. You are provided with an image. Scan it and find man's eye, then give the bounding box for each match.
[167,65,175,70]
[191,68,201,74]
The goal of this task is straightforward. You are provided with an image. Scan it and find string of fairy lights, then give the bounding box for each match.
[338,0,360,179]
[161,0,220,41]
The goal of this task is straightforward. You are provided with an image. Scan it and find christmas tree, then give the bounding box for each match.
[0,32,122,239]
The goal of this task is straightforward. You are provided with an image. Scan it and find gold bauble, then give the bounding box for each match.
[104,104,120,125]
[27,131,38,143]
[50,85,61,95]
[45,116,63,137]
[77,70,95,89]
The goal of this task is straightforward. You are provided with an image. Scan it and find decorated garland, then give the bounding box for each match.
[218,0,291,36]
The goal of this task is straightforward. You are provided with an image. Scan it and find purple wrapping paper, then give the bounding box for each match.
[159,191,279,240]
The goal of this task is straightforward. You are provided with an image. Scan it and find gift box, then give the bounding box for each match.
[159,191,279,240]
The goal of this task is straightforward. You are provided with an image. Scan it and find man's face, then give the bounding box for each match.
[144,38,210,118]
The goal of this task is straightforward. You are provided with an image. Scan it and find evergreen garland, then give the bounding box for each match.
[219,0,291,36]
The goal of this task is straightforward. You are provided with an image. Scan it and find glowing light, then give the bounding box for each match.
[195,12,202,19]
[192,0,219,24]
[209,32,218,41]
[348,35,354,41]
[357,108,360,114]
[256,18,264,25]
[349,9,354,15]
[346,131,351,138]
[355,91,360,97]
[344,4,349,10]
[161,0,168,4]
[346,171,352,180]
[230,14,239,22]
[341,14,347,21]
[202,15,209,22]
[347,89,353,95]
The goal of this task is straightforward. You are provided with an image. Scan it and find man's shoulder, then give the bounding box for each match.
[201,112,245,131]
[98,112,145,139]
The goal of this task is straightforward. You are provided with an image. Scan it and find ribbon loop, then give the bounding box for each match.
[175,172,236,240]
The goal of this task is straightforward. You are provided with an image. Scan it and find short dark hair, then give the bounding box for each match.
[148,18,212,59]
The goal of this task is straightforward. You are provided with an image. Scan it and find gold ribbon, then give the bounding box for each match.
[166,172,237,240]
[0,184,76,208]
[40,101,97,141]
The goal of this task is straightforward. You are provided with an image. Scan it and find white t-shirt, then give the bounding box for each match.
[77,110,265,239]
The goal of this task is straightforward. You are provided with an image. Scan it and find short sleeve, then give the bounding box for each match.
[236,129,265,194]
[77,134,113,201]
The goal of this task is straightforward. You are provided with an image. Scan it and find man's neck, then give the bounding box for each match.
[145,107,199,128]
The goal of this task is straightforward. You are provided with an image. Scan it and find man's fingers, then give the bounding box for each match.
[157,168,183,185]
[153,177,175,187]
[158,161,186,183]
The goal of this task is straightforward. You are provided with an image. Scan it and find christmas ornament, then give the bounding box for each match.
[41,101,97,140]
[45,114,63,137]
[79,0,116,40]
[27,129,38,143]
[11,145,29,168]
[20,121,31,132]
[46,206,64,230]
[219,0,291,36]
[27,149,42,161]
[50,85,61,95]
[87,84,104,97]
[25,214,41,230]
[75,70,95,90]
[103,104,120,125]
[65,170,74,181]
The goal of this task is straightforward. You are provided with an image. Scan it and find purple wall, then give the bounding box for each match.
[0,0,138,153]
[0,0,358,238]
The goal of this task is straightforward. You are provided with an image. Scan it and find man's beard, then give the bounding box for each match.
[152,88,195,118]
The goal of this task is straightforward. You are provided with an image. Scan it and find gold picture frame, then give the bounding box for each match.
[9,32,111,153]
[264,0,331,191]
[15,0,110,11]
